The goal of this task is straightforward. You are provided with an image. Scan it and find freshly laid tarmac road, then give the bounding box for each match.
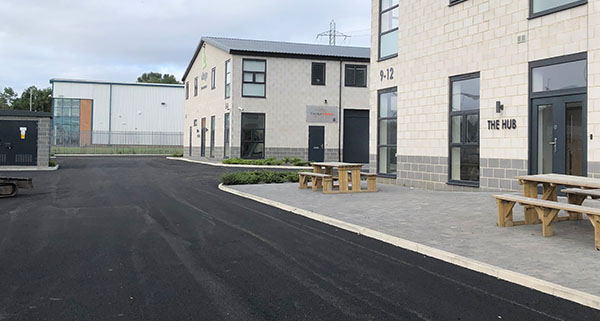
[0,157,598,320]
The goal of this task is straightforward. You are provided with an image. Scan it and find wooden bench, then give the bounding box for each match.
[298,172,332,192]
[494,194,600,250]
[360,173,377,192]
[562,188,600,221]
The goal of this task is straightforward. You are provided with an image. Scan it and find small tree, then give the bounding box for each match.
[10,86,52,112]
[137,72,180,84]
[0,87,18,109]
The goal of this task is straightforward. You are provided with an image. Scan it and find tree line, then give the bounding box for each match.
[0,86,52,113]
[0,73,180,113]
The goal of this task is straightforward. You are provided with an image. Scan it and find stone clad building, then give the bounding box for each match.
[370,0,596,191]
[182,37,370,162]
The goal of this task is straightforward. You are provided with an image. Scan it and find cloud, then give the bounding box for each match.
[0,0,370,94]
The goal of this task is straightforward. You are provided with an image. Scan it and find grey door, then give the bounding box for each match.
[0,120,38,166]
[343,109,369,163]
[308,126,324,162]
[531,94,586,176]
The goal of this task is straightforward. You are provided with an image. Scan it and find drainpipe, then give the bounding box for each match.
[338,59,343,162]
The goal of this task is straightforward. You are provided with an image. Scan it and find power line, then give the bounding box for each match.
[316,20,351,46]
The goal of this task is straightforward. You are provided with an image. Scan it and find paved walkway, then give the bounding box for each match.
[228,182,600,299]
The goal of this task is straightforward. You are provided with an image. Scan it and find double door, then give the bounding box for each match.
[532,94,585,176]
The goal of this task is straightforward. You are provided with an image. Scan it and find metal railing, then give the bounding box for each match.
[52,130,183,155]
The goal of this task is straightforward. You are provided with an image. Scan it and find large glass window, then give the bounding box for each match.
[379,0,398,60]
[241,113,265,159]
[532,59,586,93]
[242,59,266,98]
[225,60,231,98]
[449,73,480,184]
[52,98,81,146]
[345,64,367,87]
[311,62,326,86]
[378,88,397,175]
[531,0,586,17]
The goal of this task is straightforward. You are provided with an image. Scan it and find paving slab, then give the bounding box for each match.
[228,182,600,298]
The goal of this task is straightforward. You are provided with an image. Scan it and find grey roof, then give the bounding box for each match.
[50,78,184,88]
[182,37,370,81]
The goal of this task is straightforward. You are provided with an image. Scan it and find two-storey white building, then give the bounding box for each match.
[370,0,597,191]
[182,37,370,162]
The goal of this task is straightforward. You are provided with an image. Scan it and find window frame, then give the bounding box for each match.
[210,115,215,157]
[194,76,198,97]
[225,60,231,99]
[345,64,368,88]
[377,87,398,177]
[311,62,326,86]
[211,67,216,90]
[448,72,480,187]
[242,58,267,98]
[224,112,230,158]
[529,0,586,19]
[185,81,189,100]
[378,0,399,61]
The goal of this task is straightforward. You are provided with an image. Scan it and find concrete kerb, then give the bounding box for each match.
[218,183,600,311]
[1,165,59,172]
[168,156,313,170]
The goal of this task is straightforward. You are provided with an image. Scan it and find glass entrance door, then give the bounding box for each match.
[532,95,585,176]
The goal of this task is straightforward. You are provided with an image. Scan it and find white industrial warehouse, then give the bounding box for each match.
[50,79,184,146]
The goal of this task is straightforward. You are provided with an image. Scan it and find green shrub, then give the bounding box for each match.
[49,160,57,167]
[222,157,309,166]
[221,170,300,185]
[171,153,184,157]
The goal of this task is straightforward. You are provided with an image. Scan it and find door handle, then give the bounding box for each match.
[549,137,557,153]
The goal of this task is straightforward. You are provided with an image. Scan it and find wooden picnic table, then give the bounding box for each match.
[515,173,600,224]
[311,162,364,193]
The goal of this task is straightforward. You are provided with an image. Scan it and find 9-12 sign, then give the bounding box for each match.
[380,67,394,81]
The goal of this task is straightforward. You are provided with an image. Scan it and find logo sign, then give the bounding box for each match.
[19,127,27,139]
[487,119,517,130]
[306,106,338,123]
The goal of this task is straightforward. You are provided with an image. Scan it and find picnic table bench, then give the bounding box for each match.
[310,162,377,194]
[495,194,600,250]
[495,173,600,250]
[298,172,332,192]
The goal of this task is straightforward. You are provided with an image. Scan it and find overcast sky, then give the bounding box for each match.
[0,0,371,95]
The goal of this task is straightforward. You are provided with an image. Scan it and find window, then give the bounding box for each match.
[378,88,397,176]
[193,119,198,127]
[211,67,216,90]
[530,0,586,18]
[52,98,81,146]
[449,73,480,185]
[345,65,367,87]
[210,115,215,157]
[242,59,266,98]
[531,59,586,93]
[379,0,399,60]
[311,62,326,86]
[224,113,230,158]
[225,60,231,98]
[241,113,265,159]
[194,77,198,96]
[185,81,189,100]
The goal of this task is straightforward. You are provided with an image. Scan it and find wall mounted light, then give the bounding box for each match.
[161,102,166,106]
[496,101,504,113]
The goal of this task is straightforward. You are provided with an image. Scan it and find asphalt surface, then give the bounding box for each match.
[0,157,599,321]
